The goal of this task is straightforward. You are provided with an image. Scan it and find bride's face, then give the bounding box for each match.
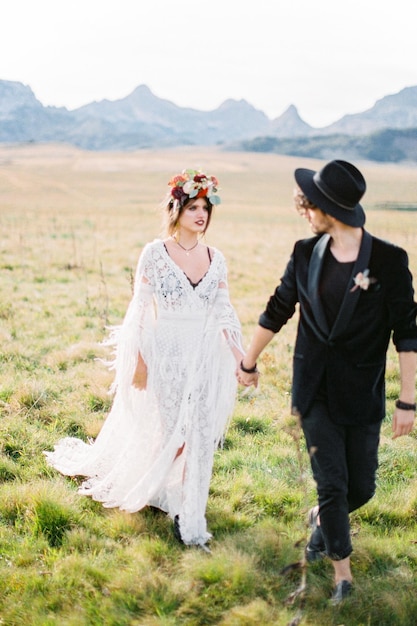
[178,198,210,235]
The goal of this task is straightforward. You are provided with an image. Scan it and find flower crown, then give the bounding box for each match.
[168,169,221,208]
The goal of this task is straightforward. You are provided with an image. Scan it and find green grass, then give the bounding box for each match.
[0,144,417,625]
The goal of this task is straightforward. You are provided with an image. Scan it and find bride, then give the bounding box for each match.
[45,169,245,549]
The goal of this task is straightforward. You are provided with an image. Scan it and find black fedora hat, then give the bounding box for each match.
[294,160,366,227]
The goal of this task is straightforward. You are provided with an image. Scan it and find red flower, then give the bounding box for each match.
[171,187,185,199]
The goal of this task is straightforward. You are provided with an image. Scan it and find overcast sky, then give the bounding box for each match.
[2,0,416,128]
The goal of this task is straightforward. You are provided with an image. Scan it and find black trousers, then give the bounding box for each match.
[302,398,382,560]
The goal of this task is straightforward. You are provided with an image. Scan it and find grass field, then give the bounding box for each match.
[1,144,417,625]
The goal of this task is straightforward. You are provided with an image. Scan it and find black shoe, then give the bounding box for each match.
[305,506,326,562]
[330,580,352,605]
[173,515,184,544]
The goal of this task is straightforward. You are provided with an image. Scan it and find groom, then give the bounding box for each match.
[238,160,417,604]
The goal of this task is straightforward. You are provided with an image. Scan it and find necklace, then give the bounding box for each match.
[174,238,199,255]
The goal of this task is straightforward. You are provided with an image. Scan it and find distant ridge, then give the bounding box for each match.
[1,79,417,161]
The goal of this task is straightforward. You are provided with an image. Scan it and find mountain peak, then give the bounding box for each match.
[283,103,298,114]
[218,98,252,110]
[271,104,311,136]
[128,84,158,101]
[0,79,42,116]
[376,85,417,107]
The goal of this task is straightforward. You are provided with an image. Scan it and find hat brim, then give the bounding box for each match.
[294,168,365,228]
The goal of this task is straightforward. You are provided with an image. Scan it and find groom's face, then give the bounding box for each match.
[305,207,334,235]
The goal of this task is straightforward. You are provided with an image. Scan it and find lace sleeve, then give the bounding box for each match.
[213,287,244,355]
[105,244,156,396]
[212,253,244,355]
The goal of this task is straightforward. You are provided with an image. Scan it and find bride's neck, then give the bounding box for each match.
[173,232,199,247]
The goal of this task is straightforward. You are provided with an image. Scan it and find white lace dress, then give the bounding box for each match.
[45,239,243,546]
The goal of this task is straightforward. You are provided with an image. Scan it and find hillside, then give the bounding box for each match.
[234,128,417,163]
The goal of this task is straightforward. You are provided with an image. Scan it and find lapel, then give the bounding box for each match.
[308,234,331,337]
[329,229,373,339]
[308,230,373,340]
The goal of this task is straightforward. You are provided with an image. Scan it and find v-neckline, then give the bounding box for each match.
[161,241,214,290]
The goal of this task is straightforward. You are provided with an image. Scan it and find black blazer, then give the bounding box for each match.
[259,230,417,424]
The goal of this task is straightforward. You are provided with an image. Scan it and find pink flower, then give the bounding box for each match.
[350,269,377,292]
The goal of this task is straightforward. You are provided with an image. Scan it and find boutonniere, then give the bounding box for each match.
[350,269,377,292]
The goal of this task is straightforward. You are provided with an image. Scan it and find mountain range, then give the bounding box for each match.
[1,79,417,162]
